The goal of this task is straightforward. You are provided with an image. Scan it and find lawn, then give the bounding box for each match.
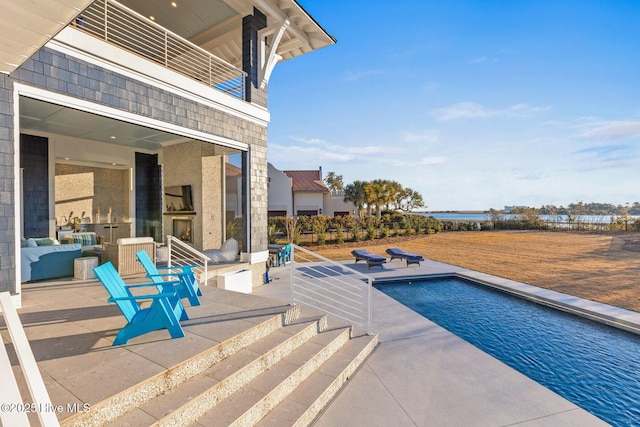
[305,230,640,313]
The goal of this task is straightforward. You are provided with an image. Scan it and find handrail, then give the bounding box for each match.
[0,292,60,427]
[73,0,247,100]
[166,236,211,287]
[289,244,373,335]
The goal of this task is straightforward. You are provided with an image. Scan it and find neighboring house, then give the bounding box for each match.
[268,164,357,217]
[1,1,334,305]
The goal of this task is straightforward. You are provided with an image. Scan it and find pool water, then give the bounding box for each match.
[376,278,640,426]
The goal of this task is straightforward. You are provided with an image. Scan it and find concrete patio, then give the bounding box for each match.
[4,254,633,425]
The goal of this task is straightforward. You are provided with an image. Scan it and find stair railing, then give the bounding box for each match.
[289,245,373,335]
[166,235,211,286]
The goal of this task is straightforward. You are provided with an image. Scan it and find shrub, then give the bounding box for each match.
[335,224,344,244]
[268,223,277,244]
[366,224,377,240]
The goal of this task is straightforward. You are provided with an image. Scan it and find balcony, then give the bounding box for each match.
[72,0,246,100]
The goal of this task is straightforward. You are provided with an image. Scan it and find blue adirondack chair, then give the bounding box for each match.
[279,244,291,266]
[135,250,202,307]
[94,262,186,345]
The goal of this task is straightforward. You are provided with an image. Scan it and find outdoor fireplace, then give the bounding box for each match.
[173,218,193,243]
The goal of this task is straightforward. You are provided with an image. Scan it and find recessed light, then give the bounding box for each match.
[149,15,155,21]
[110,135,117,139]
[64,157,70,160]
[171,2,177,7]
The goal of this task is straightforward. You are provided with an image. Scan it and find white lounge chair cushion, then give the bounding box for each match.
[204,238,238,262]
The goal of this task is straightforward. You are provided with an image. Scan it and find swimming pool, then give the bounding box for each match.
[375,277,640,426]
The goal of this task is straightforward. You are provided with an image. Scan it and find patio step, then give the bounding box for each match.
[255,332,378,427]
[61,306,299,427]
[61,304,377,427]
[157,323,378,427]
[115,317,324,426]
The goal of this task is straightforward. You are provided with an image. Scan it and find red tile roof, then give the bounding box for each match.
[283,170,329,192]
[225,163,241,177]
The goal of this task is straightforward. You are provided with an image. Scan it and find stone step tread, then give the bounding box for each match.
[192,327,351,427]
[256,333,378,427]
[106,407,156,427]
[109,320,318,425]
[69,312,289,427]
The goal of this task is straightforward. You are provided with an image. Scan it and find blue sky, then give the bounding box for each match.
[266,1,640,211]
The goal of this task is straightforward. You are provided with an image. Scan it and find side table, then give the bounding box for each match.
[74,256,99,280]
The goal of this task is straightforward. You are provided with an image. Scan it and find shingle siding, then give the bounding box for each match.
[0,74,14,291]
[13,47,267,147]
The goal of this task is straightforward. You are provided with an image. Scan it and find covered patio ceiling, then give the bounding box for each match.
[19,97,240,164]
[0,0,94,74]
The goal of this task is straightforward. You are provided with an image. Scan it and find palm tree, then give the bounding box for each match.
[344,180,367,216]
[364,181,382,216]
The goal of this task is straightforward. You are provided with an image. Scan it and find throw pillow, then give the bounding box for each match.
[26,238,37,247]
[34,237,55,246]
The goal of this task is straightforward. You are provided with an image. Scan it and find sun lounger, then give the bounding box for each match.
[386,248,425,266]
[352,249,386,269]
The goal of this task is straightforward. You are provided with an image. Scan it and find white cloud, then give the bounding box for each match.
[271,143,356,162]
[572,144,639,170]
[289,136,329,145]
[577,120,640,140]
[271,137,393,166]
[432,102,551,121]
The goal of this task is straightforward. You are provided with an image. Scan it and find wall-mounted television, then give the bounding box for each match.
[164,185,194,212]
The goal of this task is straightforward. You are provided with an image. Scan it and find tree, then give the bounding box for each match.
[362,181,383,217]
[398,188,425,211]
[344,180,367,216]
[324,172,344,192]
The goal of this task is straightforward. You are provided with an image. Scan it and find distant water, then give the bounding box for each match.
[421,213,635,223]
[426,213,491,221]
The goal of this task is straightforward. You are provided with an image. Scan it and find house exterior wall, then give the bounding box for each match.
[55,163,129,226]
[20,134,49,238]
[15,46,268,256]
[163,141,227,252]
[0,74,15,292]
[5,43,269,296]
[249,143,269,253]
[267,163,292,215]
[323,193,357,217]
[293,193,324,215]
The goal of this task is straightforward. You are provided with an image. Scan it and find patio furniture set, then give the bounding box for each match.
[21,232,159,282]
